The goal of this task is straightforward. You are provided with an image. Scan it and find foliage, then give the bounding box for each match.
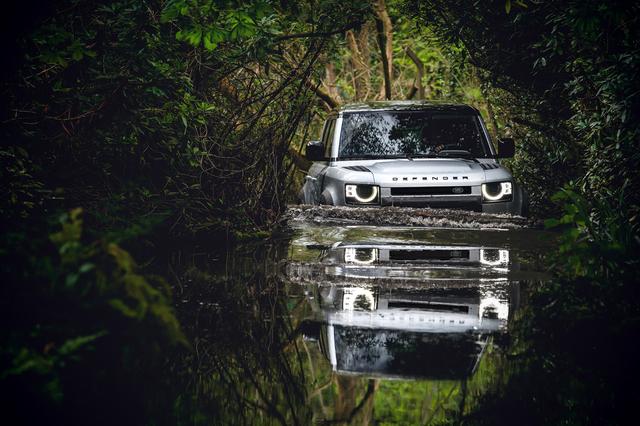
[161,0,275,52]
[0,146,44,221]
[458,191,639,424]
[317,1,483,105]
[168,241,311,425]
[2,0,640,424]
[544,185,639,280]
[0,208,185,424]
[1,0,369,238]
[403,0,640,219]
[396,2,640,423]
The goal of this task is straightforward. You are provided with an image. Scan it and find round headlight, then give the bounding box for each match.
[345,184,380,204]
[481,182,512,202]
[480,249,509,266]
[344,248,378,264]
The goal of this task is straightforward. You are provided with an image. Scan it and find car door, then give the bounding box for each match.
[304,117,336,204]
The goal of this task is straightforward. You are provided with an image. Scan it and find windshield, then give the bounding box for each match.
[338,111,491,159]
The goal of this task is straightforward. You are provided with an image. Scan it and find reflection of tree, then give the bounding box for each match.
[170,243,312,425]
[335,326,383,367]
[334,327,482,380]
[339,112,488,157]
[353,294,372,311]
[340,113,392,155]
[333,377,379,425]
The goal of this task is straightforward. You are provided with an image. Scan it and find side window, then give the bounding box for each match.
[320,120,331,145]
[323,119,336,158]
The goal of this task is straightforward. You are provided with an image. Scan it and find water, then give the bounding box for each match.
[165,217,555,425]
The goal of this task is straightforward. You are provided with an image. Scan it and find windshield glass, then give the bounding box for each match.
[338,111,491,159]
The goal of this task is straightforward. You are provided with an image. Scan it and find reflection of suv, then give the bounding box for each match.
[302,283,515,379]
[301,101,527,215]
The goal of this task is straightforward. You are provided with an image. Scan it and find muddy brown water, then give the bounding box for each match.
[170,208,555,425]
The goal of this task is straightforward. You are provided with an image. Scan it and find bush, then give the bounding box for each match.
[0,208,186,424]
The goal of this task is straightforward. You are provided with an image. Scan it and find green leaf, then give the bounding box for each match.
[187,28,202,45]
[544,218,560,228]
[72,49,83,61]
[203,32,218,50]
[57,331,107,356]
[79,262,95,274]
[109,298,139,318]
[65,273,79,288]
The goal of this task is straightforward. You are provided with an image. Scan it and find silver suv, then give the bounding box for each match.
[300,101,527,215]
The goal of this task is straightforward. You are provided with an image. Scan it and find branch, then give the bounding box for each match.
[323,379,378,424]
[406,84,417,100]
[405,47,425,99]
[287,146,312,171]
[324,63,343,104]
[304,79,340,110]
[275,23,362,41]
[346,30,370,101]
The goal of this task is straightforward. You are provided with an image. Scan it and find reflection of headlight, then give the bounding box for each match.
[480,296,509,321]
[345,184,380,204]
[344,248,378,264]
[481,181,512,202]
[480,249,509,266]
[342,287,377,311]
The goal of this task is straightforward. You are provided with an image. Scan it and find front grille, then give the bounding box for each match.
[391,186,471,196]
[388,301,470,313]
[387,201,481,211]
[389,249,470,261]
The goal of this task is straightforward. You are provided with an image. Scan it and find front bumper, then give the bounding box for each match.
[373,186,521,214]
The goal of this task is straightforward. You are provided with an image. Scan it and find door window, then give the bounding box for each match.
[323,119,336,158]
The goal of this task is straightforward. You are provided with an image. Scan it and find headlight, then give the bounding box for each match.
[481,181,512,202]
[480,249,509,266]
[345,184,380,205]
[344,248,378,264]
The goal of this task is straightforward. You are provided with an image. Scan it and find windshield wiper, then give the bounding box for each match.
[436,149,475,159]
[338,154,418,160]
[338,152,479,161]
[406,153,439,159]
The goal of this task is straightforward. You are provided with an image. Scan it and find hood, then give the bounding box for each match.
[368,158,477,174]
[365,159,486,185]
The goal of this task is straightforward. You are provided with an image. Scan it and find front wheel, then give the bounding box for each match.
[320,189,334,205]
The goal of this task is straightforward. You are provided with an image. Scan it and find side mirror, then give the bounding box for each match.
[305,140,325,161]
[497,138,515,158]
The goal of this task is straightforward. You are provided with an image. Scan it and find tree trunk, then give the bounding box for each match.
[406,47,425,99]
[346,29,371,101]
[357,21,372,98]
[335,375,358,420]
[406,84,417,100]
[374,0,393,100]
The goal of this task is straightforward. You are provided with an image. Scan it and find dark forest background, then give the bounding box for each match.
[1,1,638,424]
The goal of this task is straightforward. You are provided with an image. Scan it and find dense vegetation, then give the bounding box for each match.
[1,0,638,424]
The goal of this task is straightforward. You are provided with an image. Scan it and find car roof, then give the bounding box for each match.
[335,100,479,114]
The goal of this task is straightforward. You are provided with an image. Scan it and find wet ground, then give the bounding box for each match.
[170,208,555,425]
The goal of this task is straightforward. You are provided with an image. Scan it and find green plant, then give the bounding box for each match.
[0,208,186,422]
[544,185,639,281]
